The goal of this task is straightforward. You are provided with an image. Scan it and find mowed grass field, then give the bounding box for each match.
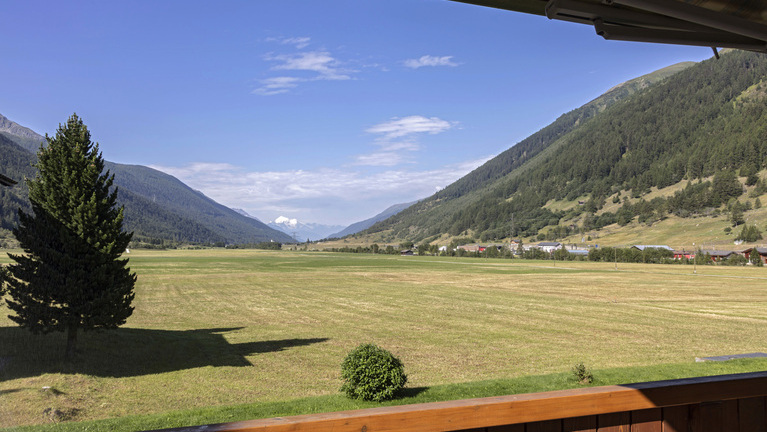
[1,249,767,429]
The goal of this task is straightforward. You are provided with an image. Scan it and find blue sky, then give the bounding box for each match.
[2,0,712,226]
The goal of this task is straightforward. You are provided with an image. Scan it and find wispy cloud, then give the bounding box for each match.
[403,55,459,69]
[352,152,408,167]
[269,36,311,49]
[254,37,354,95]
[252,76,303,96]
[366,115,455,140]
[352,115,457,167]
[150,155,493,225]
[269,51,351,80]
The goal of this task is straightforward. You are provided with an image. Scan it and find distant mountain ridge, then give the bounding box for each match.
[328,201,417,238]
[232,208,262,222]
[0,113,46,153]
[267,216,344,242]
[0,115,293,244]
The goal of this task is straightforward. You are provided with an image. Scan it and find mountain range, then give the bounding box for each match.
[327,201,417,239]
[265,216,344,242]
[0,113,413,245]
[0,115,293,245]
[4,50,767,249]
[359,50,767,247]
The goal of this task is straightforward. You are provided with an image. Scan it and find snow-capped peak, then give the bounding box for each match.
[273,216,298,227]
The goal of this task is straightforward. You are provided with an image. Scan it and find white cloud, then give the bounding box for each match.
[252,76,304,96]
[351,115,457,167]
[366,115,455,140]
[149,155,493,226]
[265,36,312,49]
[378,141,420,152]
[279,37,311,49]
[254,37,356,95]
[269,51,351,80]
[403,55,459,69]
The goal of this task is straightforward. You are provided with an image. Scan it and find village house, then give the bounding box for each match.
[700,250,736,262]
[741,246,767,264]
[457,244,482,253]
[673,250,695,260]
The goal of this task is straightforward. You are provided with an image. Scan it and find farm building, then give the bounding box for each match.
[537,242,562,253]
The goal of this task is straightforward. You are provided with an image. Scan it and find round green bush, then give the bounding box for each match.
[340,343,407,401]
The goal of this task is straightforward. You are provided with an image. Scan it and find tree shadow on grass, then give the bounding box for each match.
[0,326,329,379]
[396,386,429,399]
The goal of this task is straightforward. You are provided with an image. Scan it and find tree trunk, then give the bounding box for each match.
[65,324,78,360]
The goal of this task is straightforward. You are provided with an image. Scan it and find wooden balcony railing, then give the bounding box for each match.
[155,371,767,432]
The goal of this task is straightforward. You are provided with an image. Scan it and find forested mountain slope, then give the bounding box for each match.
[433,61,694,202]
[0,119,292,244]
[106,162,293,243]
[0,135,34,230]
[364,51,767,244]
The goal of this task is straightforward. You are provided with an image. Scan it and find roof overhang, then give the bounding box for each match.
[449,0,767,53]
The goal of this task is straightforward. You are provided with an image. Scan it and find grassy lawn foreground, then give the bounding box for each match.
[1,249,766,429]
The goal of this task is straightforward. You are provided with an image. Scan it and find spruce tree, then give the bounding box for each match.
[1,114,136,360]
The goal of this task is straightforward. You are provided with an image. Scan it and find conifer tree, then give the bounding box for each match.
[1,114,136,360]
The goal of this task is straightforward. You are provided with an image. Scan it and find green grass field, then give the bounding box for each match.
[2,249,767,430]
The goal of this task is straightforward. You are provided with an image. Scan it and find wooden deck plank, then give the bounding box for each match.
[563,415,597,432]
[487,424,524,432]
[699,402,724,432]
[630,408,661,432]
[661,405,688,432]
[597,411,630,431]
[739,396,767,432]
[722,399,739,432]
[528,419,563,432]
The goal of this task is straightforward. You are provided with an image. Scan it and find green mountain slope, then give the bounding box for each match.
[365,51,767,244]
[0,120,292,245]
[433,61,695,202]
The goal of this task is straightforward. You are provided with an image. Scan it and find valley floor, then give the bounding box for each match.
[1,249,766,428]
